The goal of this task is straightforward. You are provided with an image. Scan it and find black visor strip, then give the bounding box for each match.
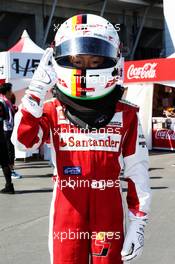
[55,37,117,59]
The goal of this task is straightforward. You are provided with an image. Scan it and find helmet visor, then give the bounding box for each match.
[55,37,117,60]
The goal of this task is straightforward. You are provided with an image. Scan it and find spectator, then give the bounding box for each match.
[0,83,22,179]
[0,90,15,194]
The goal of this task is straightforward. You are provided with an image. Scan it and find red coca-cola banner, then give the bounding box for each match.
[124,58,175,83]
[152,129,175,150]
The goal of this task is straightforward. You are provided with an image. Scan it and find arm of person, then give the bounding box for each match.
[121,111,151,262]
[11,48,57,152]
[11,104,50,151]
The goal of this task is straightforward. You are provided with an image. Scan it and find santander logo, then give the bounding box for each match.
[127,63,157,80]
[59,133,121,152]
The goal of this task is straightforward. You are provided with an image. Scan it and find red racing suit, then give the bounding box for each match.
[12,98,151,264]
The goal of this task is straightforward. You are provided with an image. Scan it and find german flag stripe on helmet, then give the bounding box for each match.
[75,69,82,97]
[71,69,87,97]
[72,14,87,31]
[80,69,87,97]
[71,14,87,97]
[71,69,77,96]
[82,14,87,24]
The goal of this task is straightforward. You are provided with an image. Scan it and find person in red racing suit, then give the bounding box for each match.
[12,14,151,264]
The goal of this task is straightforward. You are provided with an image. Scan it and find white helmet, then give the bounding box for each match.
[54,14,123,100]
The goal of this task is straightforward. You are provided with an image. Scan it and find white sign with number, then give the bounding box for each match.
[0,52,8,80]
[9,52,42,79]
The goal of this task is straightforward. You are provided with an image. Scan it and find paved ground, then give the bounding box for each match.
[0,151,175,264]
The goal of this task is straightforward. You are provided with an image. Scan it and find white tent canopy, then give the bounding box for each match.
[0,30,44,104]
[9,30,44,53]
[0,30,44,158]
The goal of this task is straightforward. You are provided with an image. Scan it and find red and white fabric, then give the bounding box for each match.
[12,97,151,264]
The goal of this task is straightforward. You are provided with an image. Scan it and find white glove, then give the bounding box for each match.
[121,217,147,262]
[22,48,57,118]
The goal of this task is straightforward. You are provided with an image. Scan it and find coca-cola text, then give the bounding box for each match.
[127,63,157,80]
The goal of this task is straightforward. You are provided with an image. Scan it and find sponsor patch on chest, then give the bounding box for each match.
[59,132,121,152]
[63,166,82,175]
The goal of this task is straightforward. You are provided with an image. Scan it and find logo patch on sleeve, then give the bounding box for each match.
[63,166,82,175]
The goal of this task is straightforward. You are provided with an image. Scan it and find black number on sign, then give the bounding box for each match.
[0,66,4,74]
[12,59,40,76]
[24,59,30,76]
[31,59,40,73]
[13,59,20,73]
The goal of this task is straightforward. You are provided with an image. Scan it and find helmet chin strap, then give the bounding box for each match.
[56,86,124,129]
[64,108,114,130]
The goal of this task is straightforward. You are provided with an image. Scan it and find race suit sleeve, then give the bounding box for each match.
[11,104,50,152]
[122,112,151,218]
